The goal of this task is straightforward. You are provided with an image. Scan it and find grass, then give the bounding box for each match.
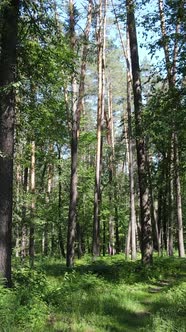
[0,254,186,331]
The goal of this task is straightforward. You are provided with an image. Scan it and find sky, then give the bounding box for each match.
[71,0,164,66]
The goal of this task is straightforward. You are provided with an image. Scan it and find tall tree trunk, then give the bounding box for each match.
[21,167,29,262]
[174,133,185,257]
[126,30,136,260]
[158,0,185,257]
[126,0,152,265]
[93,3,101,258]
[105,82,116,255]
[67,0,92,267]
[66,0,78,268]
[93,0,107,258]
[43,161,52,256]
[0,0,19,286]
[57,146,65,258]
[15,163,22,257]
[29,141,35,267]
[167,145,174,256]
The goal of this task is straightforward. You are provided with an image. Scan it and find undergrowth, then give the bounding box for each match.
[0,255,185,331]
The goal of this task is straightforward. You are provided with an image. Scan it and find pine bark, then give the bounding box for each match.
[126,30,136,260]
[158,0,185,257]
[174,133,185,257]
[0,0,19,286]
[126,0,153,265]
[93,0,106,258]
[67,0,92,267]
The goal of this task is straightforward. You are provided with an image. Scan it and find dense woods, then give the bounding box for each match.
[0,0,185,330]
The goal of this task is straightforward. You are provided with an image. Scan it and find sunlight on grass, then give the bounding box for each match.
[0,255,186,331]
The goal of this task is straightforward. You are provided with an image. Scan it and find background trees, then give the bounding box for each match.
[0,0,185,287]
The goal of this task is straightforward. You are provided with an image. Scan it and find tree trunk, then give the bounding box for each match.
[67,0,93,267]
[0,0,19,286]
[29,141,35,268]
[158,0,185,258]
[57,146,66,258]
[43,162,53,256]
[93,0,107,259]
[167,146,174,256]
[125,220,131,259]
[174,133,185,257]
[126,29,136,260]
[66,0,78,268]
[21,167,29,262]
[105,81,116,256]
[126,0,152,265]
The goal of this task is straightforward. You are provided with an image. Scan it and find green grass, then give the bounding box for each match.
[0,254,186,331]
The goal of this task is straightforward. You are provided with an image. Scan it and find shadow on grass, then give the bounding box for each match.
[40,255,186,286]
[41,255,186,332]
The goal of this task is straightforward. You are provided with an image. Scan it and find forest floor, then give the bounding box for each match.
[1,254,186,331]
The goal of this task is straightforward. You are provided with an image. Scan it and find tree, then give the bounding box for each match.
[0,0,19,286]
[126,0,153,264]
[158,0,185,257]
[67,0,93,267]
[93,0,107,258]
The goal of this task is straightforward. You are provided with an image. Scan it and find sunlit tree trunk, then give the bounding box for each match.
[126,30,136,260]
[93,0,106,258]
[43,161,52,256]
[66,0,78,268]
[67,0,92,267]
[0,0,19,286]
[126,0,152,265]
[174,133,185,257]
[57,146,66,258]
[21,167,29,262]
[167,145,174,256]
[15,163,22,257]
[158,0,185,257]
[29,141,35,267]
[105,82,116,255]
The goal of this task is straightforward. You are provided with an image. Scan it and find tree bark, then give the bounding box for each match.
[29,141,35,268]
[158,0,185,257]
[174,133,185,257]
[126,0,153,265]
[126,29,136,260]
[67,0,92,267]
[0,0,19,286]
[21,167,29,262]
[93,0,104,258]
[57,146,66,258]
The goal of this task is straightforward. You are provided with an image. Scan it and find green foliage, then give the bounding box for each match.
[148,282,186,332]
[0,268,49,331]
[0,256,186,331]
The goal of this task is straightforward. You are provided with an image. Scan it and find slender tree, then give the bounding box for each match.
[67,0,92,267]
[93,0,107,258]
[29,141,35,267]
[126,0,153,264]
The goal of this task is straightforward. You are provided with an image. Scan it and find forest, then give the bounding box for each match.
[0,0,186,331]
